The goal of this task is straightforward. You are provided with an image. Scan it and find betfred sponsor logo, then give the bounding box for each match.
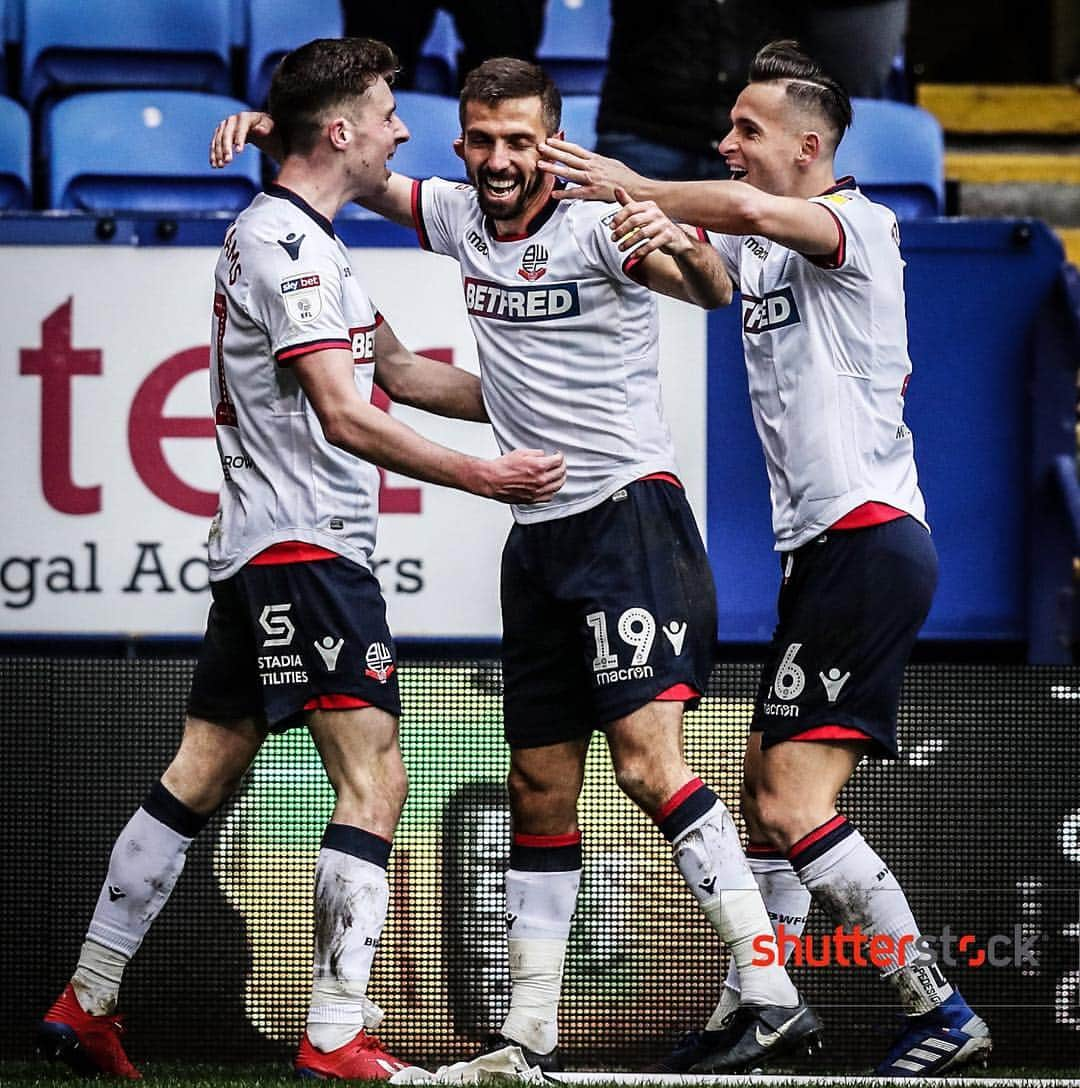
[350,323,376,364]
[742,287,801,334]
[463,276,580,323]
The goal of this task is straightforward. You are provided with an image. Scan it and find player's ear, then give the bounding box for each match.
[798,130,821,166]
[328,116,350,151]
[453,135,465,161]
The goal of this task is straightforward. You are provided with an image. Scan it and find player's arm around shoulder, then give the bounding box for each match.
[372,317,488,422]
[208,108,415,227]
[292,346,564,504]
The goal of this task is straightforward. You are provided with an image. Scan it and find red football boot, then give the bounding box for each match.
[295,1028,412,1080]
[38,983,141,1079]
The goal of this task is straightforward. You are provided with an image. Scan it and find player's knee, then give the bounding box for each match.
[750,787,815,853]
[612,757,668,813]
[506,764,577,831]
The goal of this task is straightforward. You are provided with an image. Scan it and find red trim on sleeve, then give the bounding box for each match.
[805,206,846,270]
[412,179,431,250]
[275,339,352,364]
[790,724,873,743]
[304,694,374,711]
[623,249,647,279]
[638,472,683,488]
[695,225,708,243]
[513,831,582,848]
[654,777,705,823]
[249,541,339,565]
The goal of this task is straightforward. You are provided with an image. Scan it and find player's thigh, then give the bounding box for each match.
[573,479,717,726]
[308,704,405,798]
[500,524,594,749]
[753,517,938,758]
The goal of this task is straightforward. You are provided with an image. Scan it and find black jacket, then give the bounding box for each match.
[597,0,756,153]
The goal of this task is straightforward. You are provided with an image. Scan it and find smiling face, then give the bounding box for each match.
[341,76,410,199]
[458,96,556,232]
[718,80,824,197]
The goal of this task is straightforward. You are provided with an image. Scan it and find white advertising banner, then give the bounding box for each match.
[0,245,707,638]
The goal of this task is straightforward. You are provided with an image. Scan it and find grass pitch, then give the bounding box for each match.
[5,1064,1080,1087]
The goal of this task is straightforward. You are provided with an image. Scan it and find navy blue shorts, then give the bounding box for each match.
[187,556,401,731]
[501,479,717,748]
[752,516,938,758]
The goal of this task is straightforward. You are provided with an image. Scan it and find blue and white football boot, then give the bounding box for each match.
[875,991,992,1076]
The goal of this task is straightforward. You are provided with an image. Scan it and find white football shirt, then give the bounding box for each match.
[413,178,680,523]
[710,181,927,551]
[208,185,382,579]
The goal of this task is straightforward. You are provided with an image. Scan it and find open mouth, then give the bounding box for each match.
[482,175,521,201]
[728,165,748,180]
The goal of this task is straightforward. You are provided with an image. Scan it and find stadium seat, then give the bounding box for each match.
[390,91,465,182]
[559,93,598,151]
[835,98,945,218]
[0,95,31,208]
[415,8,461,95]
[537,0,611,95]
[47,90,262,212]
[22,0,233,110]
[246,0,343,108]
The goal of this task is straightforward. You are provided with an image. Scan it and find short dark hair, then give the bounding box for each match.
[268,37,399,157]
[749,39,852,149]
[459,57,561,134]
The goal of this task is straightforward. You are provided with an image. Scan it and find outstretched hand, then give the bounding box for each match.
[482,449,566,505]
[210,111,279,167]
[537,138,644,202]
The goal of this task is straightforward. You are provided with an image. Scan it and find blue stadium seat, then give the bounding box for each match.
[559,93,598,151]
[47,90,262,212]
[415,8,460,95]
[537,0,610,95]
[390,91,465,181]
[22,0,233,110]
[835,98,945,219]
[0,95,31,208]
[246,0,343,108]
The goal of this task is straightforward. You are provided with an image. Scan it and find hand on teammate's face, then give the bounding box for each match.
[537,138,643,204]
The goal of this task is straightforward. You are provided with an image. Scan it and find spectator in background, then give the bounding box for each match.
[781,0,909,99]
[344,2,545,90]
[596,0,908,182]
[595,0,758,180]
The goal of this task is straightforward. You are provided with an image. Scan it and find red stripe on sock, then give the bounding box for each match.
[513,831,582,848]
[654,776,705,823]
[654,682,700,701]
[788,814,848,862]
